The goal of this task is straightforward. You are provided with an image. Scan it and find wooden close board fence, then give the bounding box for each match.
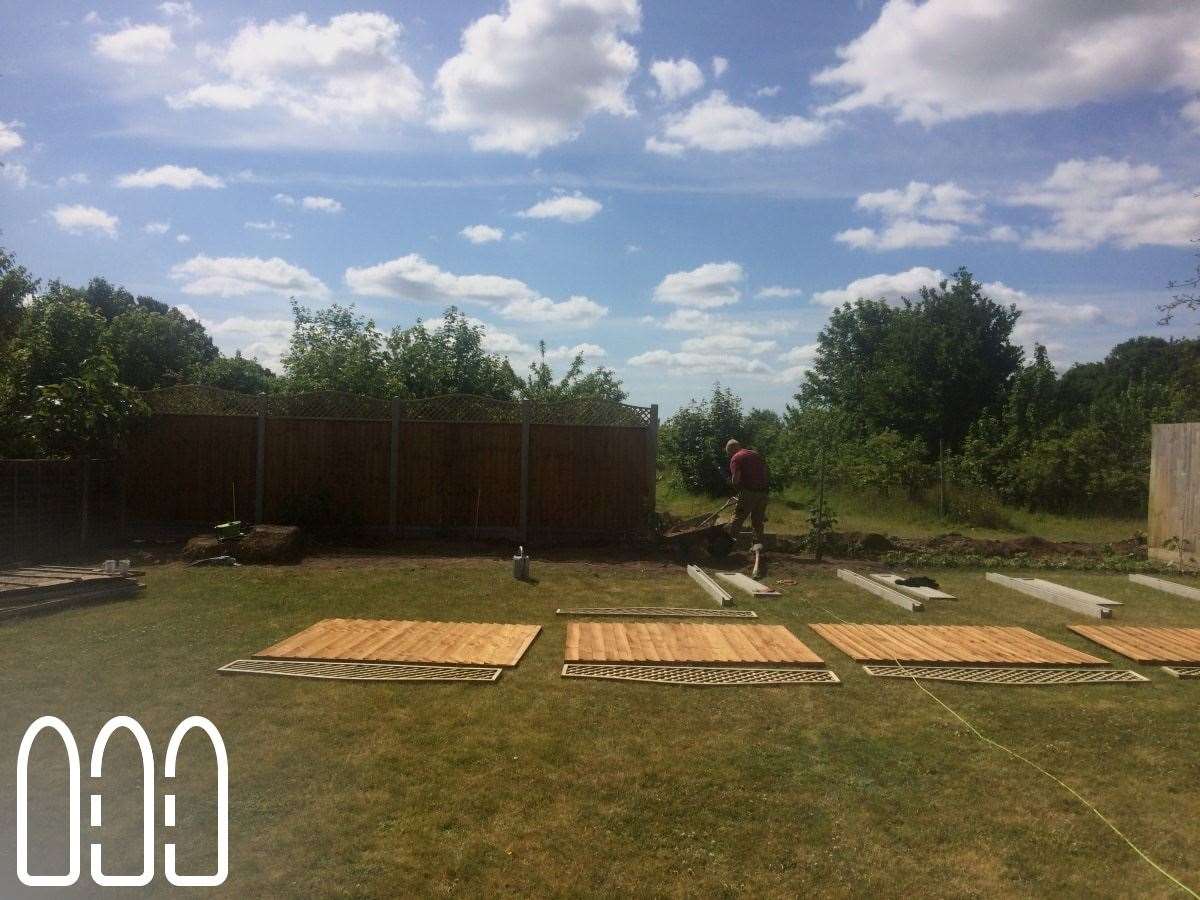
[122,386,658,540]
[1148,422,1200,566]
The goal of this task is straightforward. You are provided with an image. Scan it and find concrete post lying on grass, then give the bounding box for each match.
[838,569,923,612]
[1129,574,1200,602]
[986,572,1111,619]
[688,565,734,607]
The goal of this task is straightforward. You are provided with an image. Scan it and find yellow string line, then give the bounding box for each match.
[815,605,1199,898]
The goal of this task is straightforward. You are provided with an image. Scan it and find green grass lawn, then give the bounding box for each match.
[3,557,1198,897]
[658,480,1145,545]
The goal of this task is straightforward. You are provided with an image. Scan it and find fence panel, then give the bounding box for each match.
[0,459,121,563]
[528,423,649,535]
[399,422,522,533]
[124,414,258,525]
[264,417,391,528]
[1149,423,1200,565]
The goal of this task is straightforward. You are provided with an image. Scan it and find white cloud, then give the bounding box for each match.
[55,172,90,187]
[518,192,603,223]
[49,204,119,238]
[1012,157,1200,251]
[837,180,985,250]
[0,121,24,154]
[812,266,943,307]
[644,136,685,156]
[987,225,1020,243]
[158,1,199,28]
[244,220,291,239]
[344,253,607,326]
[813,1,1200,126]
[543,342,606,362]
[461,224,505,244]
[175,233,191,243]
[650,91,829,153]
[167,13,423,129]
[754,85,781,98]
[659,308,789,337]
[144,221,170,235]
[115,164,225,190]
[835,219,960,250]
[625,244,642,254]
[627,349,772,377]
[274,193,297,206]
[502,295,607,327]
[184,311,294,371]
[774,342,819,383]
[93,24,175,64]
[1,162,29,189]
[857,181,981,224]
[680,333,776,355]
[170,254,330,299]
[301,195,343,213]
[1184,99,1200,132]
[711,56,728,79]
[755,285,802,299]
[653,261,744,308]
[651,57,704,102]
[434,0,640,154]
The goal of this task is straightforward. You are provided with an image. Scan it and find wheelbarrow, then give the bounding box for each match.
[661,497,738,561]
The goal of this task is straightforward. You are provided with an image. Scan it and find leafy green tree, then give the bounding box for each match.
[281,301,389,396]
[518,341,626,402]
[29,355,148,457]
[385,307,519,400]
[797,268,1022,454]
[0,242,37,345]
[101,305,217,389]
[661,384,750,496]
[194,352,277,394]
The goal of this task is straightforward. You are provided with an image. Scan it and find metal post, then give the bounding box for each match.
[646,404,659,523]
[255,393,267,524]
[389,397,401,536]
[519,399,531,544]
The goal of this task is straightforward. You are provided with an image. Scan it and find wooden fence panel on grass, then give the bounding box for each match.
[1149,423,1200,566]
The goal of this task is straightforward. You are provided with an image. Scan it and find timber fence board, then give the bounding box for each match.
[120,385,657,539]
[1149,422,1200,566]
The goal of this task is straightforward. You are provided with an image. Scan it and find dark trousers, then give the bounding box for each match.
[730,489,768,543]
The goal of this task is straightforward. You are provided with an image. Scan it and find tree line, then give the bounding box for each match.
[0,243,625,458]
[663,269,1200,515]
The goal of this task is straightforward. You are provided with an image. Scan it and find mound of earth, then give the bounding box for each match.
[237,525,306,564]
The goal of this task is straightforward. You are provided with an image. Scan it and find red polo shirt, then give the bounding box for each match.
[730,448,768,491]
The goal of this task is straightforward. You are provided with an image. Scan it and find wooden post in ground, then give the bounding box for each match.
[646,404,659,525]
[254,393,267,524]
[815,447,826,562]
[389,397,401,536]
[938,436,945,519]
[519,399,531,545]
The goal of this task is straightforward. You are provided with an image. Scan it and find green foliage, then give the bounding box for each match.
[101,305,217,389]
[29,355,148,457]
[805,493,837,559]
[0,242,37,345]
[282,301,390,396]
[194,353,278,394]
[518,340,626,402]
[660,384,750,496]
[386,307,521,400]
[797,268,1022,454]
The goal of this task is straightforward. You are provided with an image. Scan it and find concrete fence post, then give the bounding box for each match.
[519,399,531,544]
[254,393,267,524]
[389,397,401,536]
[646,404,659,524]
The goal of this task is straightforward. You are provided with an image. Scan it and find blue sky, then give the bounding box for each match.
[1,0,1198,412]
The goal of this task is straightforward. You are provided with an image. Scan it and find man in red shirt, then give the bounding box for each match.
[725,439,769,545]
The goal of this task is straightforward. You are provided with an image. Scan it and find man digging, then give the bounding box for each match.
[724,439,769,548]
